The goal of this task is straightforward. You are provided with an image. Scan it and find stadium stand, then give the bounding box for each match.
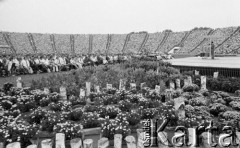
[0,32,12,54]
[54,34,71,54]
[194,27,238,54]
[8,32,34,54]
[143,32,165,54]
[220,27,240,54]
[180,28,211,53]
[157,30,171,53]
[138,32,149,53]
[1,26,240,55]
[105,34,112,54]
[108,34,127,54]
[73,34,89,55]
[160,31,186,53]
[32,33,55,54]
[92,34,108,54]
[124,32,146,54]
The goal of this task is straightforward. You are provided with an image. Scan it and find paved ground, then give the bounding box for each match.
[168,56,240,69]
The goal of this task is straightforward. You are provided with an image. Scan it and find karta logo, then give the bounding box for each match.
[142,119,240,147]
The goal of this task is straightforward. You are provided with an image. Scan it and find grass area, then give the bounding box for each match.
[0,71,71,88]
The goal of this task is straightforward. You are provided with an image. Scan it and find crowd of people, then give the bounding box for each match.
[0,54,133,77]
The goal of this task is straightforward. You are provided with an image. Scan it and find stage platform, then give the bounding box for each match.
[167,57,240,77]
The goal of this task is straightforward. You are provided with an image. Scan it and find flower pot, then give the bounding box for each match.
[130,124,141,133]
[108,139,127,146]
[81,127,101,140]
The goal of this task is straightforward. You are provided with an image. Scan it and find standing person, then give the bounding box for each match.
[211,41,215,59]
[7,56,13,76]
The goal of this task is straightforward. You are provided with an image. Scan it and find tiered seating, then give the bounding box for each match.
[194,27,238,54]
[92,34,108,54]
[161,31,186,52]
[0,32,11,54]
[180,28,211,53]
[74,34,89,55]
[124,32,146,54]
[32,33,54,54]
[108,34,127,54]
[8,32,34,54]
[143,32,165,53]
[54,34,71,54]
[220,29,240,54]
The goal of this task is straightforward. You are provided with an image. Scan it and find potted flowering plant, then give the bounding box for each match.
[157,101,178,128]
[119,100,132,112]
[26,107,54,124]
[101,117,131,145]
[126,112,141,131]
[0,120,40,148]
[105,106,120,119]
[48,102,66,112]
[49,92,61,103]
[40,115,65,133]
[39,97,51,107]
[82,112,102,129]
[1,100,12,110]
[53,121,83,141]
[68,108,83,121]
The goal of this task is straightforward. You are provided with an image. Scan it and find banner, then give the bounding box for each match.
[44,88,50,94]
[60,86,67,100]
[130,83,136,90]
[201,76,207,90]
[195,70,199,75]
[170,81,175,90]
[184,79,189,86]
[79,89,85,98]
[106,84,112,89]
[175,79,181,89]
[187,76,192,85]
[140,82,146,90]
[155,85,160,93]
[86,82,91,96]
[213,72,219,78]
[95,85,100,93]
[119,79,126,90]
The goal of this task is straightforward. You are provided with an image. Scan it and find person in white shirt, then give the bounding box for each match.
[75,56,83,68]
[7,57,13,75]
[19,57,29,74]
[25,57,33,74]
[49,56,58,72]
[34,56,40,65]
[69,56,78,70]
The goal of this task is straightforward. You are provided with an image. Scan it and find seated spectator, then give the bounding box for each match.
[69,56,78,70]
[102,55,108,64]
[29,56,38,74]
[96,55,103,66]
[23,56,33,74]
[49,56,58,72]
[59,55,68,71]
[83,55,94,66]
[39,56,49,73]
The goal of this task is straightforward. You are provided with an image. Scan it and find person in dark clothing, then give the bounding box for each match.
[211,41,215,59]
[96,55,103,66]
